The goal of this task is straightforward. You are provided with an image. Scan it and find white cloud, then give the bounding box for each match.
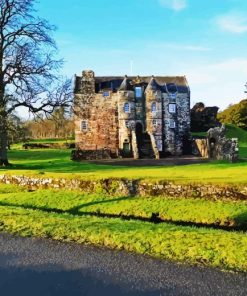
[216,12,247,33]
[159,0,187,11]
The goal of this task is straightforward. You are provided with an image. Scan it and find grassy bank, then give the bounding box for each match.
[0,204,246,272]
[0,184,247,272]
[0,184,247,228]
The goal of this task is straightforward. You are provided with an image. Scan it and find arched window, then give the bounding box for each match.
[166,83,177,94]
[124,102,130,113]
[151,102,157,113]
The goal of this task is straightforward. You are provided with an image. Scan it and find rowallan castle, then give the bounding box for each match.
[73,70,191,160]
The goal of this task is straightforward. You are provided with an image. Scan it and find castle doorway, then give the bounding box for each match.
[135,123,154,158]
[209,138,216,159]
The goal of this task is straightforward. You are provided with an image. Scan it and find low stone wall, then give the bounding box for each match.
[1,174,247,200]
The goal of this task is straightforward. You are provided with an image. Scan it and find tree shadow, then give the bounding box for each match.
[69,196,131,214]
[233,211,247,228]
[0,263,176,296]
[1,199,247,232]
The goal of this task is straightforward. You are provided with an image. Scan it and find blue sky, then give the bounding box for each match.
[36,0,247,110]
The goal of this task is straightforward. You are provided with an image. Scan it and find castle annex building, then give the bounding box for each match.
[74,70,191,159]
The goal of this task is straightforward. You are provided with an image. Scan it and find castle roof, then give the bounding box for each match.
[74,74,190,94]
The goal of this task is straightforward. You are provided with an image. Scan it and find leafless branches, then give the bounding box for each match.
[0,0,73,164]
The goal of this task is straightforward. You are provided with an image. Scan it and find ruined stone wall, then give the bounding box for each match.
[193,126,239,162]
[1,174,247,200]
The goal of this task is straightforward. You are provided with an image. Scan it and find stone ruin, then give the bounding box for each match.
[193,125,239,162]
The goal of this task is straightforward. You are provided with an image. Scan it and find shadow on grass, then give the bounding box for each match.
[69,196,131,213]
[0,199,247,232]
[1,149,127,174]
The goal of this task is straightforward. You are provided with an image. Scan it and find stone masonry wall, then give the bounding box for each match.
[1,175,247,201]
[74,71,119,154]
[74,72,191,158]
[163,92,190,155]
[146,89,163,152]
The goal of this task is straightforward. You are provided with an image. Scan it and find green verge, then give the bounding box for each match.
[1,184,247,227]
[0,184,247,271]
[0,205,246,272]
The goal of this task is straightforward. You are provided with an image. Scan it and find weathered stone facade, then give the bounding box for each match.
[74,70,191,159]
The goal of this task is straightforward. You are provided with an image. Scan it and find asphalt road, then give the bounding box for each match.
[0,233,246,296]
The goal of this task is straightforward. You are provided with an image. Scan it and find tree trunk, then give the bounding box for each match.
[0,111,9,166]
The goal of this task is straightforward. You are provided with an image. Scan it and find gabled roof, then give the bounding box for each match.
[74,74,190,94]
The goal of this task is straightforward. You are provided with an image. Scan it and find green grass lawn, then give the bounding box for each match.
[0,184,246,272]
[0,184,247,227]
[1,125,247,272]
[1,148,247,184]
[0,124,246,184]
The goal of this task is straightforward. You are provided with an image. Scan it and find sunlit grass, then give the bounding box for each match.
[0,184,247,228]
[0,204,246,272]
[0,148,247,184]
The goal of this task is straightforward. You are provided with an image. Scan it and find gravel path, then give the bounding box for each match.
[0,233,246,296]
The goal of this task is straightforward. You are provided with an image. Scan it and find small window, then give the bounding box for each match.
[166,83,177,94]
[169,103,176,113]
[151,102,157,113]
[81,120,88,131]
[169,93,177,100]
[152,119,157,127]
[102,91,110,97]
[135,87,142,98]
[124,102,130,113]
[169,119,176,129]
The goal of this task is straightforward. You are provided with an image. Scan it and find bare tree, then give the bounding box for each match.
[0,0,72,165]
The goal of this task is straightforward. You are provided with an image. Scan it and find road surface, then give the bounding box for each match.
[0,233,246,296]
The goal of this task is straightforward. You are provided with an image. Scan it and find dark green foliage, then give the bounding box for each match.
[218,100,247,130]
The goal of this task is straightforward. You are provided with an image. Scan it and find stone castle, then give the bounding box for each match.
[73,70,191,159]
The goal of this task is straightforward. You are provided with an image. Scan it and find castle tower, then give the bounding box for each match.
[145,77,163,154]
[117,76,135,156]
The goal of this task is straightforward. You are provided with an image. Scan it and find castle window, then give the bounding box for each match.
[169,119,176,129]
[125,120,130,128]
[124,102,130,113]
[166,83,177,94]
[102,91,110,97]
[81,120,88,131]
[135,87,142,98]
[151,102,157,113]
[169,103,176,113]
